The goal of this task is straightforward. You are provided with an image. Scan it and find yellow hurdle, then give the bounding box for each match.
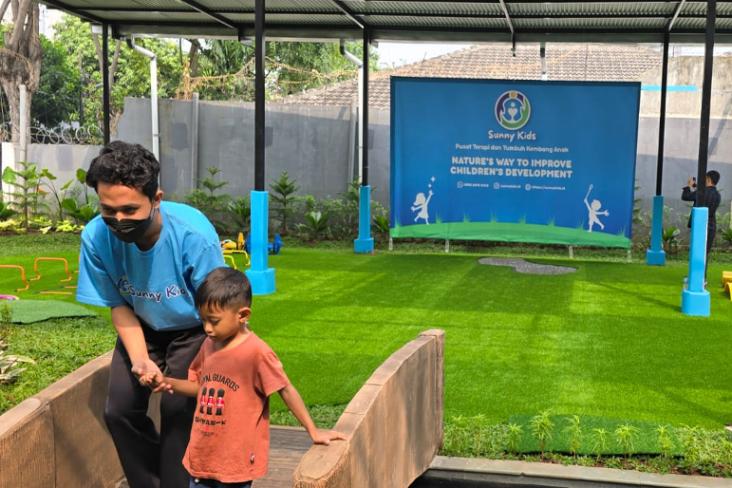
[0,265,30,292]
[223,250,250,268]
[31,257,74,283]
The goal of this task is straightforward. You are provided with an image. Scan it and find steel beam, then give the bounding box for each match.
[176,0,238,30]
[254,0,265,190]
[695,0,717,205]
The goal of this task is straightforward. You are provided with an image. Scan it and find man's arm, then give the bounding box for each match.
[278,384,347,445]
[111,305,162,381]
[681,187,697,202]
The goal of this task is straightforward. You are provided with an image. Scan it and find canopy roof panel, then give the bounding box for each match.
[40,1,732,43]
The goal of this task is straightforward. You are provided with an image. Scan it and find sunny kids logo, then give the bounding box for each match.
[495,90,531,130]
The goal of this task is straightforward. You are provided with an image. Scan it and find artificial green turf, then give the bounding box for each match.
[254,246,732,436]
[0,316,117,413]
[2,233,732,453]
[8,300,97,323]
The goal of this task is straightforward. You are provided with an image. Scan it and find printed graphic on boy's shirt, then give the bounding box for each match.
[195,386,226,428]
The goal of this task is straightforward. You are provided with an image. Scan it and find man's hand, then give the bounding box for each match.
[688,177,696,188]
[131,358,163,388]
[310,429,348,446]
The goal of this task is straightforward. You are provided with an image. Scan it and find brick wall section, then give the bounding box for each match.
[293,329,445,488]
[0,352,122,488]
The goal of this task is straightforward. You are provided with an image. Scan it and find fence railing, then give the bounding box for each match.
[0,123,103,145]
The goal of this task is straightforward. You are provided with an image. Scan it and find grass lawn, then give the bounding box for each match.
[1,233,732,459]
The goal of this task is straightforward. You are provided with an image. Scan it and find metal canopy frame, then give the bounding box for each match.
[40,0,721,303]
[39,1,732,43]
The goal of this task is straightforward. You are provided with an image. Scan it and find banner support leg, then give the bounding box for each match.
[646,195,666,265]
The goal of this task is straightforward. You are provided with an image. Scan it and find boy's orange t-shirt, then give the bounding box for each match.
[183,332,290,483]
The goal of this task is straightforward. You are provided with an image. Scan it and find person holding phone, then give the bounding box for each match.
[682,170,721,279]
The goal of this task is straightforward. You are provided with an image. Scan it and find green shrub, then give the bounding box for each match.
[614,424,639,458]
[656,425,675,458]
[529,410,554,457]
[506,423,523,453]
[60,168,98,225]
[227,197,250,234]
[564,415,583,456]
[591,428,609,459]
[2,162,50,229]
[662,226,680,254]
[299,210,329,241]
[185,167,231,234]
[270,171,298,235]
[0,197,16,220]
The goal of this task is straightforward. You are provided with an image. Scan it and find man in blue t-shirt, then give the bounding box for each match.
[77,141,224,488]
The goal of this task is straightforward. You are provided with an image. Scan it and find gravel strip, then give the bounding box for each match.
[478,257,576,275]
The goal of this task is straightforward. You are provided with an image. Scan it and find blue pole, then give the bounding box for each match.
[246,190,275,295]
[354,185,374,253]
[646,195,666,265]
[681,207,710,316]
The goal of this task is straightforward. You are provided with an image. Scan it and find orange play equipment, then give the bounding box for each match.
[0,265,30,292]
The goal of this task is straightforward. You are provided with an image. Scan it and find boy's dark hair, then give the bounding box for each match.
[707,170,720,186]
[195,267,252,310]
[86,141,160,199]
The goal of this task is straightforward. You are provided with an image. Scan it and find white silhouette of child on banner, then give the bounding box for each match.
[584,184,609,232]
[412,177,435,224]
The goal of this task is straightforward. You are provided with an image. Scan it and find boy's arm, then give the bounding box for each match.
[278,384,347,445]
[152,376,200,397]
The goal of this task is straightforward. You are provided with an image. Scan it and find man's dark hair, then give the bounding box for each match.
[86,141,160,199]
[195,267,252,310]
[707,170,720,186]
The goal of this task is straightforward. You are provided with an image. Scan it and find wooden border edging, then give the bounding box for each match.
[417,457,730,488]
[293,329,445,488]
[0,351,122,488]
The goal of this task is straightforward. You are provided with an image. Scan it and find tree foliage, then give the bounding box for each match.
[1,13,379,131]
[32,34,81,128]
[188,39,378,101]
[52,15,183,128]
[0,0,41,142]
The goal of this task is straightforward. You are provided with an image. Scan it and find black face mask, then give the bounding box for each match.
[103,205,157,243]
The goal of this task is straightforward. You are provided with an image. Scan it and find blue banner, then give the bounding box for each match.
[390,77,640,248]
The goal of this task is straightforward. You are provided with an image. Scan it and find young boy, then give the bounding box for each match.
[143,267,345,488]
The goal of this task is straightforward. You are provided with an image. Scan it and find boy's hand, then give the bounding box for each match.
[137,372,157,387]
[131,359,163,386]
[310,429,348,446]
[151,377,175,394]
